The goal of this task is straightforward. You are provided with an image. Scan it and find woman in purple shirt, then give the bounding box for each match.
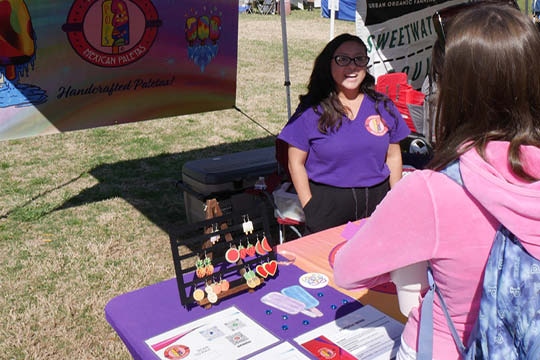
[278,33,410,234]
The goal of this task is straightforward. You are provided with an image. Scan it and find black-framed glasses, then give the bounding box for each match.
[333,55,370,67]
[433,0,519,47]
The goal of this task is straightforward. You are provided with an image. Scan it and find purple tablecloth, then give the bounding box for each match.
[105,262,362,359]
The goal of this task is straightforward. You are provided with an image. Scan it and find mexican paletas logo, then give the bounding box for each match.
[62,0,161,67]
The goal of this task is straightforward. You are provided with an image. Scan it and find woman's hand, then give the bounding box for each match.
[287,145,312,207]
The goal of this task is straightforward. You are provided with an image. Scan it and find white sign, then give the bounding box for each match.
[329,0,340,11]
[356,0,464,89]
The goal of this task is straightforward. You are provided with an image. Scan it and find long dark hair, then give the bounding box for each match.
[298,33,396,134]
[429,4,540,181]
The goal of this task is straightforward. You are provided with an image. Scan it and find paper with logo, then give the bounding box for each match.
[247,341,312,360]
[302,335,357,360]
[294,305,404,360]
[145,306,279,360]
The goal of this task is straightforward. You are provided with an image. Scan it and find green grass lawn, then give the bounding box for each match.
[0,4,533,358]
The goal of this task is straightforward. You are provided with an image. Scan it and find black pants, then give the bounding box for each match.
[302,178,390,235]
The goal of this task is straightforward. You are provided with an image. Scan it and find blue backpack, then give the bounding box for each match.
[417,161,540,360]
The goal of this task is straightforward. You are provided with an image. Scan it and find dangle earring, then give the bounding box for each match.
[243,266,260,288]
[246,238,256,257]
[261,232,272,253]
[238,240,247,260]
[204,279,218,304]
[220,276,230,292]
[225,244,240,263]
[255,234,267,256]
[193,286,205,302]
[242,215,253,235]
[210,277,222,295]
[263,256,278,277]
[210,223,220,245]
[204,253,214,276]
[195,255,206,278]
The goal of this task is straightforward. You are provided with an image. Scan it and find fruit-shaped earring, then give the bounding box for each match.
[211,278,222,295]
[243,267,260,288]
[246,240,256,257]
[195,256,206,278]
[193,287,205,302]
[261,233,273,253]
[256,263,269,279]
[238,241,247,260]
[220,277,230,292]
[225,245,240,263]
[255,235,267,256]
[204,254,214,276]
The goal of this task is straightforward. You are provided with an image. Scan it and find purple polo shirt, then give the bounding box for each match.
[278,96,410,187]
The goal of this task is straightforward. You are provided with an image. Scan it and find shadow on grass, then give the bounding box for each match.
[58,135,276,233]
[0,136,278,245]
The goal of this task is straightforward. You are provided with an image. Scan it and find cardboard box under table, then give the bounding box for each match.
[180,146,278,223]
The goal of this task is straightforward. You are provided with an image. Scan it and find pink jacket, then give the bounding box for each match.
[333,141,540,359]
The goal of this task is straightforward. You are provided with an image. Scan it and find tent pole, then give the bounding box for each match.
[330,0,336,40]
[280,0,292,120]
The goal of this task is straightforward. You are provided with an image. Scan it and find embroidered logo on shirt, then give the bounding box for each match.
[365,115,388,136]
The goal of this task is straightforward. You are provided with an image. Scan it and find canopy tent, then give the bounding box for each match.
[321,0,356,21]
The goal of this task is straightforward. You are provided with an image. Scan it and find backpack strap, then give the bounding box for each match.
[418,266,467,360]
[417,160,467,359]
[439,159,463,186]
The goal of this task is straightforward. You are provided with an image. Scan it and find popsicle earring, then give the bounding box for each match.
[210,223,220,245]
[242,215,253,235]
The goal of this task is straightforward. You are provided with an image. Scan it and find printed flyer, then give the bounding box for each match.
[247,341,312,360]
[145,306,279,360]
[294,305,404,360]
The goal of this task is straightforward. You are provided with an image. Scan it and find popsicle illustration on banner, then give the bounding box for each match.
[0,0,47,107]
[185,7,222,72]
[102,0,130,54]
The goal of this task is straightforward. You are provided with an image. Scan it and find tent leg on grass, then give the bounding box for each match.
[279,0,292,120]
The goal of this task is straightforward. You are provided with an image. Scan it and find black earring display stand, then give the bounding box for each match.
[170,207,277,309]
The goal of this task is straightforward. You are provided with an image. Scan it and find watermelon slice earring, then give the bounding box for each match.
[255,235,267,256]
[261,233,273,253]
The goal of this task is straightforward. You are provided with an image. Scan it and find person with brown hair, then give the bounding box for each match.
[333,4,540,359]
[278,33,410,235]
